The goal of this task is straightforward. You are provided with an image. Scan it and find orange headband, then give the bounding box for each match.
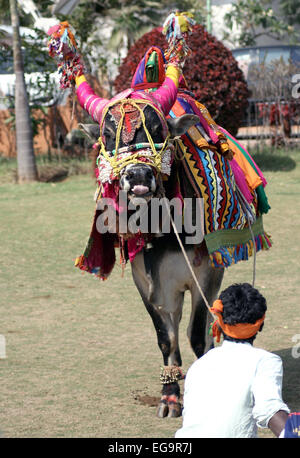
[209,299,265,342]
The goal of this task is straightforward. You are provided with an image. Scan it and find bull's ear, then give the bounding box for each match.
[167,114,200,138]
[78,123,100,142]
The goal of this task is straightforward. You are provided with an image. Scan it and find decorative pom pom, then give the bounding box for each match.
[47,21,85,89]
[162,11,195,67]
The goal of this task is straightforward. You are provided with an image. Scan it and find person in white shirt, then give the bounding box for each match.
[175,283,290,438]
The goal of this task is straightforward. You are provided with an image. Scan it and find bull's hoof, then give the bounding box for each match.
[156,401,169,418]
[168,402,182,418]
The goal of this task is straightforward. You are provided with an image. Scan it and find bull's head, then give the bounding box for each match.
[75,65,199,209]
[79,99,199,203]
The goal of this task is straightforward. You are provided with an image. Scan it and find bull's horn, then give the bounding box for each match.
[150,65,180,116]
[75,75,109,124]
[47,21,109,122]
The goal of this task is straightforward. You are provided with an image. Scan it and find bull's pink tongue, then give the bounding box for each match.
[132,185,149,195]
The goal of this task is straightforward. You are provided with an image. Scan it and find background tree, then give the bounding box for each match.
[62,0,206,95]
[114,24,249,135]
[107,1,162,52]
[0,0,11,23]
[280,0,300,27]
[64,0,206,46]
[1,0,33,25]
[9,0,38,182]
[107,0,206,51]
[223,0,298,47]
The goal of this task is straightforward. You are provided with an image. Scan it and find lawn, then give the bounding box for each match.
[0,150,299,438]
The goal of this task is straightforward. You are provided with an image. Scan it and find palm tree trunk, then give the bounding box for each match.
[9,0,38,183]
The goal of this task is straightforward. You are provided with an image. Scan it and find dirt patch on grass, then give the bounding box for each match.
[134,394,160,408]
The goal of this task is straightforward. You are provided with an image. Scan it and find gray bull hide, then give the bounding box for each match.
[80,106,224,418]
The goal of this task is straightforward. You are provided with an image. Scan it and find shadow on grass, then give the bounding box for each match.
[0,157,93,184]
[273,348,300,411]
[38,165,69,183]
[251,152,297,172]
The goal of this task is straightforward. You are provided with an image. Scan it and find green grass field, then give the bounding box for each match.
[0,150,299,438]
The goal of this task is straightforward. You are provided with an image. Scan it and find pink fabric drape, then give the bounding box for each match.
[230,158,254,204]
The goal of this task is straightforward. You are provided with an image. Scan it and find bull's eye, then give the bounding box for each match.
[151,123,160,135]
[126,171,134,179]
[104,127,115,138]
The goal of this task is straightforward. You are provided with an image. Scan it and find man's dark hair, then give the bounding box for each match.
[219,283,267,343]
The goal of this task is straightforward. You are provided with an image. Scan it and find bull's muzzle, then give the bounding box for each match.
[120,164,157,201]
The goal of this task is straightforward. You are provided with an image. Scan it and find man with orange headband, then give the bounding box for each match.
[175,283,290,438]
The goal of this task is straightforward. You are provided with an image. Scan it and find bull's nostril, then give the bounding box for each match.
[146,170,153,179]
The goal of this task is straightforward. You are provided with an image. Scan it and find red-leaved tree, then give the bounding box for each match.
[114,25,249,135]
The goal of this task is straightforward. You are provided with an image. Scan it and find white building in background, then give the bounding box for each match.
[210,0,240,48]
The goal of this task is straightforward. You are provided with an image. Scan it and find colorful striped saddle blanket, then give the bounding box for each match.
[169,90,271,268]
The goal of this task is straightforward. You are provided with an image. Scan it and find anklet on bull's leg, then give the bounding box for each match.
[159,365,184,384]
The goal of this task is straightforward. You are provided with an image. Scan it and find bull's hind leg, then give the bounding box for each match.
[188,259,224,358]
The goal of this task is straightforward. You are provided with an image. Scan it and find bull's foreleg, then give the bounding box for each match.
[134,288,184,416]
[146,304,184,418]
[131,250,185,418]
[158,364,184,418]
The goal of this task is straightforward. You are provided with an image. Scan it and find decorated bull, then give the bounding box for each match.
[48,13,271,418]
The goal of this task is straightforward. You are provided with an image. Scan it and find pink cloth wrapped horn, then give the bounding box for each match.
[75,76,109,124]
